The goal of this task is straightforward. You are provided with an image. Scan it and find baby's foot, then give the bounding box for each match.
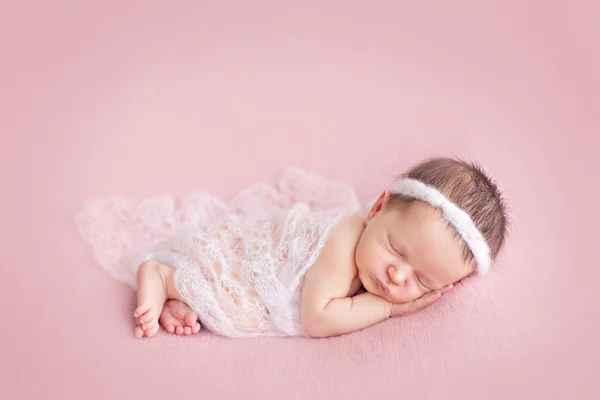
[133,260,171,339]
[159,300,202,335]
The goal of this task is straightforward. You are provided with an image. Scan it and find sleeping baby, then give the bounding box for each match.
[76,157,509,338]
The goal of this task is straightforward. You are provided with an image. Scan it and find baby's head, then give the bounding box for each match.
[355,157,509,304]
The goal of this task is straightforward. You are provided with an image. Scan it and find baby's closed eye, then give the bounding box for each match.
[415,274,433,291]
[387,236,403,257]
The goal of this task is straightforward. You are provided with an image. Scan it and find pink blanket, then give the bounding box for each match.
[2,1,598,399]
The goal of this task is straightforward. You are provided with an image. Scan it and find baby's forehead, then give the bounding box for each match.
[389,202,467,258]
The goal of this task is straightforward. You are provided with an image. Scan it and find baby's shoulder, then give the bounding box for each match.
[328,214,365,243]
[317,214,364,266]
[302,214,364,299]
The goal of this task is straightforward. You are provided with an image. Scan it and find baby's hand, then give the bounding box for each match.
[389,284,454,318]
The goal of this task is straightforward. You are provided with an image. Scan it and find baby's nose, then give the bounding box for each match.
[388,265,412,286]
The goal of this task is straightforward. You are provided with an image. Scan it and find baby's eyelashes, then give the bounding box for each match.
[387,236,404,257]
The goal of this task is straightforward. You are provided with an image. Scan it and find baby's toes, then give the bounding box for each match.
[139,310,158,325]
[144,325,160,338]
[184,326,192,335]
[175,326,184,335]
[134,305,149,319]
[134,326,145,339]
[184,312,199,327]
[142,319,158,331]
[192,323,201,334]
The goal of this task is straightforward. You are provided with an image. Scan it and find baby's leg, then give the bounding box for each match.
[134,260,189,338]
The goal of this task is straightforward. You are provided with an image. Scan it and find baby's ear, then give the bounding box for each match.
[366,190,391,221]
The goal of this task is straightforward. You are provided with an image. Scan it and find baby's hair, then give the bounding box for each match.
[390,157,510,264]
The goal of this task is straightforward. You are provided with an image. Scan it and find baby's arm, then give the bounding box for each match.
[301,218,391,338]
[302,289,391,338]
[300,217,453,338]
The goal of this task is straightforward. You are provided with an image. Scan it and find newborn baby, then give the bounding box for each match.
[76,157,509,339]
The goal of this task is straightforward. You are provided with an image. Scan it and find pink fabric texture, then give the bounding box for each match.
[1,1,598,399]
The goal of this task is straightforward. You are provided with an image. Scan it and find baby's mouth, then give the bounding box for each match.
[372,276,390,294]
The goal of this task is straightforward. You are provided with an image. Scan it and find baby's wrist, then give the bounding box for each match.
[363,292,393,319]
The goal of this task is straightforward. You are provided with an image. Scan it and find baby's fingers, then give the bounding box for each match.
[390,284,454,317]
[417,283,453,299]
[424,283,454,302]
[407,284,453,313]
[437,283,454,295]
[410,292,442,311]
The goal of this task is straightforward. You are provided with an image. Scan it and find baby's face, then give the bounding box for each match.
[355,191,475,304]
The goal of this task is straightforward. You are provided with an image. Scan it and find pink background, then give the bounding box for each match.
[2,1,599,399]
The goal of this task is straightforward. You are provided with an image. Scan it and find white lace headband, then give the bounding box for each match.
[390,178,491,275]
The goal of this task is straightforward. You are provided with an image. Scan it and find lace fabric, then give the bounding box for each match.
[75,168,361,337]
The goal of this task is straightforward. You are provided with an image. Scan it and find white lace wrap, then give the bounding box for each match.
[75,168,360,337]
